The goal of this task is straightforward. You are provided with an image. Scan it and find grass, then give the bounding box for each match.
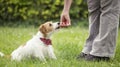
[0,25,120,67]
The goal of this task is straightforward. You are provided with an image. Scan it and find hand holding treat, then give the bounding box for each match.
[60,12,71,27]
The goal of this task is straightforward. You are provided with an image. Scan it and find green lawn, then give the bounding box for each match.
[0,26,120,67]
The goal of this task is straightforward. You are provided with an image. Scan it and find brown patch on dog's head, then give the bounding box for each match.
[39,21,54,37]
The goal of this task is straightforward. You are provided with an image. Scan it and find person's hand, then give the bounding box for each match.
[60,11,71,27]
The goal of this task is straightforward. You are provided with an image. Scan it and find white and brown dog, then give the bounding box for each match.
[0,21,60,61]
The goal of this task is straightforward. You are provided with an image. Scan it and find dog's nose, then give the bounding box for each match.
[58,22,60,25]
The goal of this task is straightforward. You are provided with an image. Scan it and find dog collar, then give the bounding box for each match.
[40,38,52,45]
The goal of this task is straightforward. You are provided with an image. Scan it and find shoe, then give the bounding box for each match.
[85,54,110,61]
[76,52,88,60]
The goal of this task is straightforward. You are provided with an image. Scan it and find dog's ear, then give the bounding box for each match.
[39,24,47,37]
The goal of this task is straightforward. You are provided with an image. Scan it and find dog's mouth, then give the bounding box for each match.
[54,22,60,30]
[56,26,60,30]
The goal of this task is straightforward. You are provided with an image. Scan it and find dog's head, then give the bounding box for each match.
[39,21,60,37]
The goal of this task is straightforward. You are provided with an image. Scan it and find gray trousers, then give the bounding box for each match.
[82,0,120,57]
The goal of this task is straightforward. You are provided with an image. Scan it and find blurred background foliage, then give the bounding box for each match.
[0,0,88,26]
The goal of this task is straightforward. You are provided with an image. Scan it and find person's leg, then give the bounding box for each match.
[82,0,100,54]
[90,0,120,58]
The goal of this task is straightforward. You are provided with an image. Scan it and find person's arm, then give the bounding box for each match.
[63,0,72,12]
[60,0,72,27]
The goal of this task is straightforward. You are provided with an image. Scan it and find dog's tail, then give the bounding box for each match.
[0,52,5,57]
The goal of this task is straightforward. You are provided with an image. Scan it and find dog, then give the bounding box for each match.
[0,21,60,62]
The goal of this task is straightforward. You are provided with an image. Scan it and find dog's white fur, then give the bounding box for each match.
[0,22,59,62]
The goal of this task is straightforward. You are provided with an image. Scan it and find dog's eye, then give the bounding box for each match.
[49,24,52,26]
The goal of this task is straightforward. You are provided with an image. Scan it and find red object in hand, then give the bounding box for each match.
[60,21,71,27]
